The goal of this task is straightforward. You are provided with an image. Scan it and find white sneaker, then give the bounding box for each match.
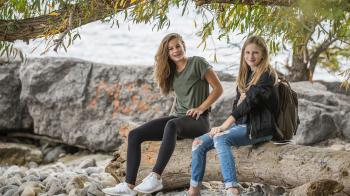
[102,182,137,196]
[134,172,163,193]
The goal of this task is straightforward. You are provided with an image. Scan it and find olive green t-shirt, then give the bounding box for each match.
[170,56,212,117]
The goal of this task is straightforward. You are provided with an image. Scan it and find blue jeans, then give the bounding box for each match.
[190,124,272,188]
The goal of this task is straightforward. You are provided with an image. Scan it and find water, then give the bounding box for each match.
[14,4,342,81]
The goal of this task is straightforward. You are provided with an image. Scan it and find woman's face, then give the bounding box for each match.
[168,38,186,62]
[244,43,264,70]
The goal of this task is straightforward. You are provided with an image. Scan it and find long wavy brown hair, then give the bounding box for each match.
[154,33,186,95]
[236,36,278,93]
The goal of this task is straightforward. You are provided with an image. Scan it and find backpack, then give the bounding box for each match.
[272,77,300,141]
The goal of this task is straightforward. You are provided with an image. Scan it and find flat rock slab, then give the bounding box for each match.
[0,142,42,165]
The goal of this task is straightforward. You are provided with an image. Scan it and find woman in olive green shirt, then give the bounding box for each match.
[103,33,223,195]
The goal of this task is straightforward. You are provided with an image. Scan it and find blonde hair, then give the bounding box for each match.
[236,36,278,93]
[154,33,186,95]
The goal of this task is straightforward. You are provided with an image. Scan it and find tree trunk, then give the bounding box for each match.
[289,179,344,196]
[0,0,139,42]
[105,139,349,194]
[287,46,309,81]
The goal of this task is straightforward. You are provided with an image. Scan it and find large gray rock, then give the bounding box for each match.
[295,99,339,144]
[20,58,173,151]
[292,82,350,145]
[0,60,32,131]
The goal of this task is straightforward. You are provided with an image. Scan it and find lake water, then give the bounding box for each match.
[14,4,342,81]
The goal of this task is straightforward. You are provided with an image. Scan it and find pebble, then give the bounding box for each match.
[85,166,103,175]
[23,174,40,182]
[26,161,38,169]
[7,175,23,186]
[65,176,85,192]
[0,185,19,194]
[43,145,66,163]
[78,158,97,169]
[18,181,43,196]
[3,165,24,178]
[3,189,18,196]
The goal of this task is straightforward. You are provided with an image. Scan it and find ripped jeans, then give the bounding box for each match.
[190,124,272,189]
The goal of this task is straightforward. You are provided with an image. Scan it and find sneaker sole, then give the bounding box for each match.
[134,184,163,194]
[102,190,136,196]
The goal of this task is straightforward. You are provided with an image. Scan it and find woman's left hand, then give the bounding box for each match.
[186,107,205,120]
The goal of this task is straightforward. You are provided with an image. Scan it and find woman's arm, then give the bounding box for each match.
[186,68,223,120]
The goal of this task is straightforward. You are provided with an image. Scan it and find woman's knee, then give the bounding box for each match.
[213,132,231,148]
[192,138,203,153]
[192,135,211,153]
[164,120,179,134]
[127,129,142,144]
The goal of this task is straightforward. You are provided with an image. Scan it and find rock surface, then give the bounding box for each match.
[19,58,172,151]
[292,82,350,145]
[0,60,32,131]
[0,142,42,165]
[1,57,349,151]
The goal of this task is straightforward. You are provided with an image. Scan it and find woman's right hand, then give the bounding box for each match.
[208,126,225,137]
[186,107,205,120]
[208,116,235,137]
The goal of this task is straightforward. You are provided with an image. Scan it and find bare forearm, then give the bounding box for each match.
[198,87,223,111]
[197,68,223,111]
[221,115,236,130]
[209,115,235,136]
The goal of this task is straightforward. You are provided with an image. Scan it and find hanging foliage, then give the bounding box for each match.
[0,0,349,86]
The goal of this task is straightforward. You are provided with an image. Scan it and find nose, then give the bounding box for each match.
[173,47,180,53]
[248,53,254,59]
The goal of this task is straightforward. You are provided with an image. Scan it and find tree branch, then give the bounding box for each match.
[0,0,140,42]
[0,0,5,8]
[194,0,350,13]
[195,0,298,7]
[309,37,337,74]
[53,11,73,52]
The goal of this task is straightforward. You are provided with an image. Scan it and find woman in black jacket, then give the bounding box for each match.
[188,36,278,196]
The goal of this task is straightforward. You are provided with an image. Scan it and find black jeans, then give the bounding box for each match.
[125,114,210,184]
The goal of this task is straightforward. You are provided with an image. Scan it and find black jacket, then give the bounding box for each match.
[231,71,278,139]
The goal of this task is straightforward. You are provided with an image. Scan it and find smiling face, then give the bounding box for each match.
[168,38,186,63]
[244,43,264,70]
